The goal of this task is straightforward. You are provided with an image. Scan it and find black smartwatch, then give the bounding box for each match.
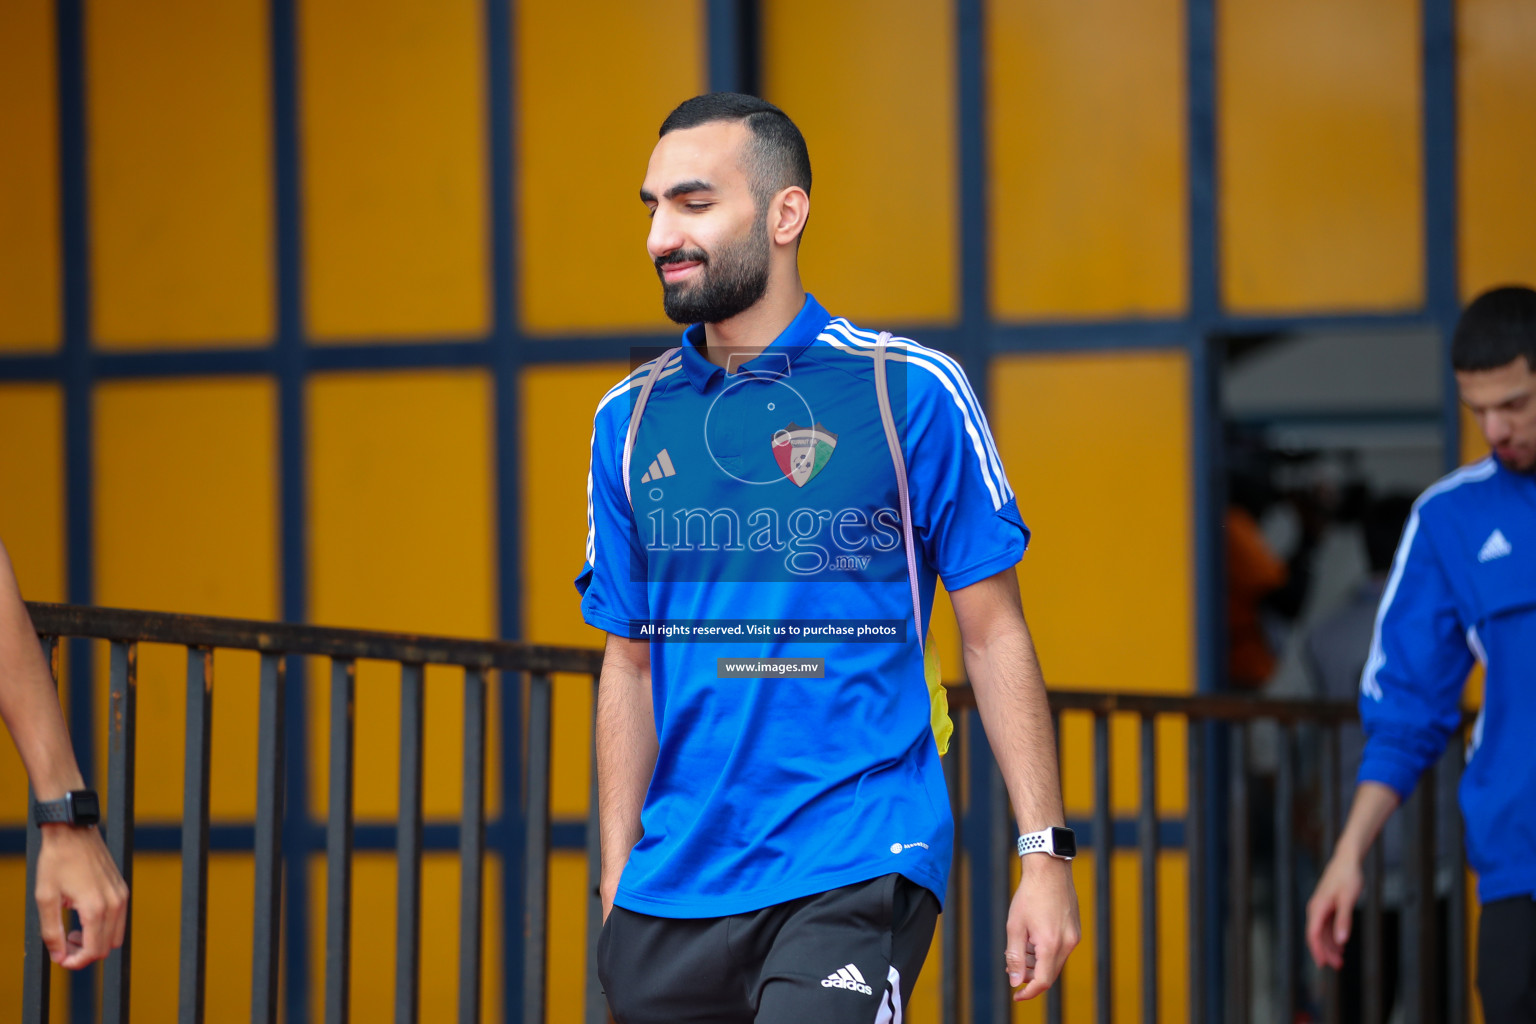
[1016,826,1076,861]
[33,789,101,827]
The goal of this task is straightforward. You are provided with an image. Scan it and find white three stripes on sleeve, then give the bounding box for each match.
[1358,458,1497,701]
[820,321,1011,511]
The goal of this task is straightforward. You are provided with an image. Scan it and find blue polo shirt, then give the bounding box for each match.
[576,294,1028,917]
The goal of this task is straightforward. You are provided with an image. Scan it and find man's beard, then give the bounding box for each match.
[656,219,770,325]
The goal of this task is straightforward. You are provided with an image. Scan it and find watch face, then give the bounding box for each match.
[1050,827,1076,859]
[67,790,100,826]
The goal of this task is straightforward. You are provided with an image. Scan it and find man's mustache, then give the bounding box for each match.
[655,249,709,277]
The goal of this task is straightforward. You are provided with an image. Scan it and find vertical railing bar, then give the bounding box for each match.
[1138,712,1158,1024]
[325,657,357,1024]
[1362,838,1385,1024]
[101,641,138,1024]
[22,636,60,1024]
[1275,722,1296,1024]
[251,651,286,1024]
[105,644,137,1014]
[1187,716,1206,1024]
[177,647,215,1024]
[1229,721,1250,1024]
[1446,741,1467,1024]
[941,738,962,1024]
[523,672,552,1024]
[395,663,426,1024]
[458,667,488,1024]
[1093,711,1112,1024]
[1320,725,1341,1024]
[584,675,604,1024]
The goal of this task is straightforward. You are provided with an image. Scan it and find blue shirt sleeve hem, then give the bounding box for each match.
[940,546,1026,592]
[581,606,636,638]
[1356,757,1422,802]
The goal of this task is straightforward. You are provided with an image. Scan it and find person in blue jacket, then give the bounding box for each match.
[1306,285,1536,1022]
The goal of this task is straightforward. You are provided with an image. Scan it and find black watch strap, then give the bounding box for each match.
[33,789,101,827]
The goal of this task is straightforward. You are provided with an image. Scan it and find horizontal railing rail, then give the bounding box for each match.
[25,602,605,674]
[11,604,1469,1024]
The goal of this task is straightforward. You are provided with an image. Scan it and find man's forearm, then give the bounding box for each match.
[1332,781,1401,864]
[595,635,658,888]
[964,619,1065,833]
[0,545,85,800]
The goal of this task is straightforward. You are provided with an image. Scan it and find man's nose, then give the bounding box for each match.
[1482,411,1512,446]
[648,212,683,261]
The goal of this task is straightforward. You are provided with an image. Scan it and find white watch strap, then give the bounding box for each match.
[1016,827,1069,859]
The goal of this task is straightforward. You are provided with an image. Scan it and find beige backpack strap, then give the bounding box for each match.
[622,349,679,509]
[873,333,924,655]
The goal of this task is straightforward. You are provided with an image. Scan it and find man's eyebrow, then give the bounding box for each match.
[640,179,717,205]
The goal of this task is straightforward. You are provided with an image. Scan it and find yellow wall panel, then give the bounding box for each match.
[307,371,495,819]
[763,0,957,325]
[310,852,502,1022]
[0,0,60,352]
[991,351,1193,694]
[94,378,278,821]
[516,1,703,334]
[989,0,1186,318]
[1219,0,1423,312]
[88,0,273,347]
[1459,0,1536,297]
[302,0,488,340]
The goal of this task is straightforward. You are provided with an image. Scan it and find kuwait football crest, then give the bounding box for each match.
[771,422,837,487]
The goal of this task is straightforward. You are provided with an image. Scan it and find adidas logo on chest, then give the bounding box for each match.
[1478,528,1513,563]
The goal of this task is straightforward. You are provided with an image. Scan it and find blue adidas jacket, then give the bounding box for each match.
[1358,456,1536,902]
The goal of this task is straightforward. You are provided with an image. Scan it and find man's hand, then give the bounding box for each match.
[1306,851,1364,970]
[34,824,129,969]
[1005,855,1080,1000]
[1305,780,1398,970]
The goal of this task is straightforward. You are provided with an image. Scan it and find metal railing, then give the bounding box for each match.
[12,604,1470,1023]
[17,603,603,1024]
[939,687,1471,1024]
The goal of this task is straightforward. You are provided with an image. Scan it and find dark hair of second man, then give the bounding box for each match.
[1452,285,1536,372]
[659,93,812,214]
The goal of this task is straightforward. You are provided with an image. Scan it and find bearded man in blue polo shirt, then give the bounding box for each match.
[577,93,1080,1023]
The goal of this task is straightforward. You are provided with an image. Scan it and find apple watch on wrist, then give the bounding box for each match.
[32,789,101,828]
[1016,826,1076,861]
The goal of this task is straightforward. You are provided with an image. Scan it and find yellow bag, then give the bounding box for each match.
[925,632,951,755]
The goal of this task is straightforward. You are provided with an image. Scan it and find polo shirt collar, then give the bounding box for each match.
[678,293,830,393]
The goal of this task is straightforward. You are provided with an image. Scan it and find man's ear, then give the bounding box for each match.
[769,187,810,247]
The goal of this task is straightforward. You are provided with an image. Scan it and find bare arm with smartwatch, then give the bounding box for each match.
[952,566,1082,1002]
[0,539,128,967]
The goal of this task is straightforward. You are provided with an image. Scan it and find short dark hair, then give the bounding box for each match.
[1452,285,1536,372]
[659,93,812,212]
